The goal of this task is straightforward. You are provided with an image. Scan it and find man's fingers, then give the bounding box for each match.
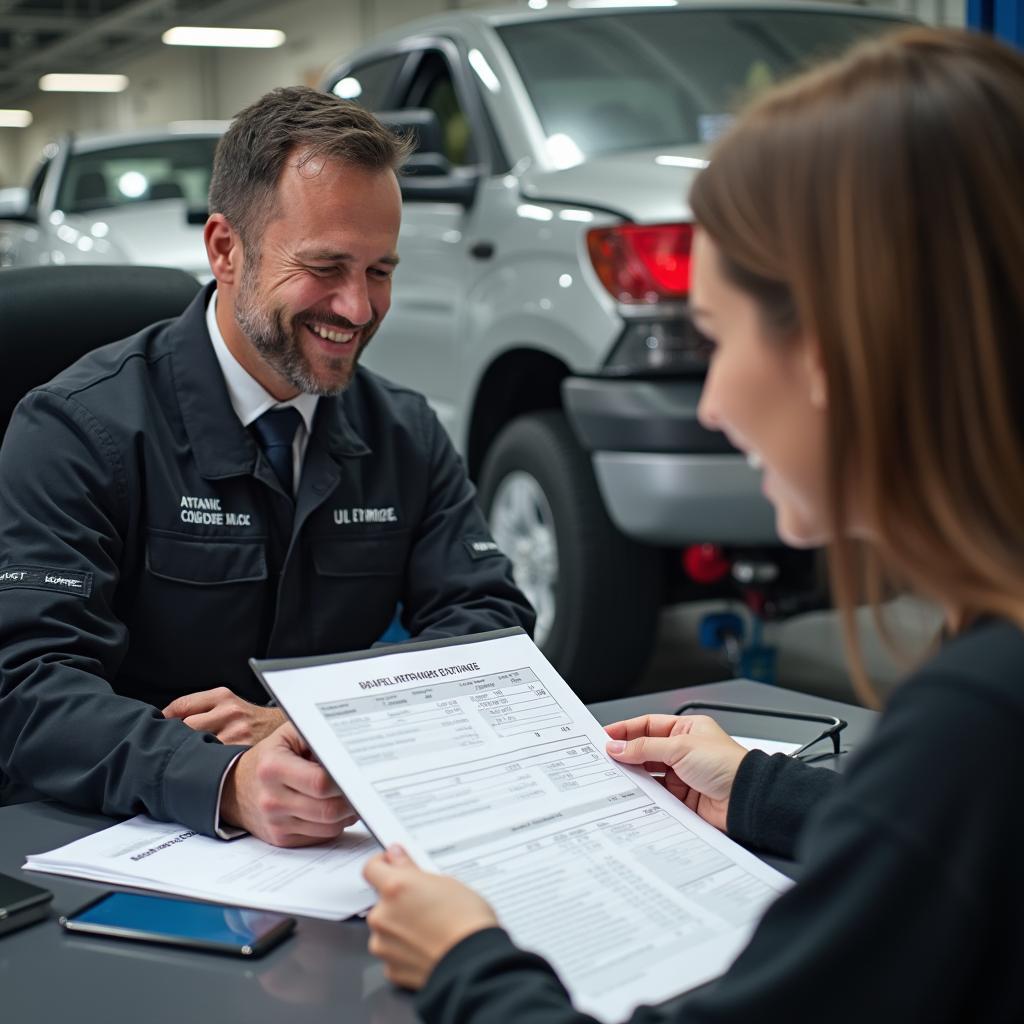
[273,721,311,757]
[269,754,344,800]
[182,709,233,734]
[282,814,351,839]
[163,689,226,719]
[271,789,353,827]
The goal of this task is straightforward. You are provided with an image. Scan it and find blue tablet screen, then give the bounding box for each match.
[72,892,286,946]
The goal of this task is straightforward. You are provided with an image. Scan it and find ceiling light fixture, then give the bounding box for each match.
[39,74,129,92]
[162,27,286,48]
[0,109,32,127]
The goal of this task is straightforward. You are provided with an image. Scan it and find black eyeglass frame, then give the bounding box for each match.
[672,701,848,760]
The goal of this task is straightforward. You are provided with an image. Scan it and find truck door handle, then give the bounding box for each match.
[470,241,495,260]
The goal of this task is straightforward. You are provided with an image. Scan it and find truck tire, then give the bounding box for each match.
[478,411,661,702]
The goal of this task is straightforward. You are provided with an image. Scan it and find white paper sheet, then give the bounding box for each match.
[258,630,792,1022]
[732,736,801,756]
[24,814,378,920]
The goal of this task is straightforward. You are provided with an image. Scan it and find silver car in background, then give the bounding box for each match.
[0,125,225,279]
[323,3,910,700]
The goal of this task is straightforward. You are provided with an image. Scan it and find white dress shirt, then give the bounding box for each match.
[206,290,318,495]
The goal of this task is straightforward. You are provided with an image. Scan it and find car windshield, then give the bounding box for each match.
[56,136,220,214]
[498,10,904,161]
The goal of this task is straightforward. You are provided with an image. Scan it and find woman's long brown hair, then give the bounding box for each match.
[689,28,1024,701]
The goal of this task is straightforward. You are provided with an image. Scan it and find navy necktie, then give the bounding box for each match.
[252,407,302,494]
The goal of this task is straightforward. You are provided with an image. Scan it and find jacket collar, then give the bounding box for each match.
[170,283,371,481]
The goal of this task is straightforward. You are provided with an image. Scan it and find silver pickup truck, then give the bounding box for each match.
[322,2,908,700]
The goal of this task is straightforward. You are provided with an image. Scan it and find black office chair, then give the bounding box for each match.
[0,264,201,437]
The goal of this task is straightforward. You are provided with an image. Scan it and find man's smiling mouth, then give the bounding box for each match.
[308,322,356,344]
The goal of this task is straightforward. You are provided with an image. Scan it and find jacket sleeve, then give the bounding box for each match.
[400,400,536,640]
[726,751,841,858]
[0,390,246,834]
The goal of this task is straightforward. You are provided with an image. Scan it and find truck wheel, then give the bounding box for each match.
[478,411,661,702]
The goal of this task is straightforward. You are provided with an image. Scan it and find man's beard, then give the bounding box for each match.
[234,258,377,397]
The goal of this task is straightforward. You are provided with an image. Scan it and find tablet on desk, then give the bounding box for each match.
[59,891,295,957]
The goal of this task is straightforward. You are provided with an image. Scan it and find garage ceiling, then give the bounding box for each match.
[0,0,282,108]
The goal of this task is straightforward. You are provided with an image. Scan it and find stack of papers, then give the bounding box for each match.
[25,814,379,920]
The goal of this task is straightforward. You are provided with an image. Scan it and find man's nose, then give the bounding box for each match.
[330,278,373,328]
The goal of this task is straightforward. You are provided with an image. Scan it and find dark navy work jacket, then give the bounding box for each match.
[0,285,533,834]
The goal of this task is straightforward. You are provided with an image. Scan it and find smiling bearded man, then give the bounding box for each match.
[0,86,534,849]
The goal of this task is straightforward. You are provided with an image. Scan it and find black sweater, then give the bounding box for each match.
[417,619,1024,1024]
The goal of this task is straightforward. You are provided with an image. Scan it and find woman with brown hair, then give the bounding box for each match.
[362,26,1024,1023]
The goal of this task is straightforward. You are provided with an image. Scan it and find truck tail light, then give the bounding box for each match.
[586,223,693,304]
[683,544,731,585]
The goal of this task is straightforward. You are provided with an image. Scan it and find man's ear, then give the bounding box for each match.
[204,213,241,285]
[803,337,828,411]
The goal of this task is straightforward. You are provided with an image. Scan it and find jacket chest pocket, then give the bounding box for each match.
[312,531,409,578]
[145,530,267,585]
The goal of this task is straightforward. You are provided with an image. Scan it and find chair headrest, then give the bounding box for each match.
[70,170,109,208]
[149,181,185,201]
[0,264,201,436]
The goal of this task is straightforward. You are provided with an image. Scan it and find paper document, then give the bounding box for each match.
[25,814,378,920]
[732,736,801,756]
[254,627,792,1022]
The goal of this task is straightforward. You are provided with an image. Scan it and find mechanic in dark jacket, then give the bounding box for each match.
[363,29,1024,1023]
[0,88,533,846]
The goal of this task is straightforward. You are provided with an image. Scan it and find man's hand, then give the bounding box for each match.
[220,722,358,847]
[163,687,285,745]
[364,845,498,990]
[605,714,748,832]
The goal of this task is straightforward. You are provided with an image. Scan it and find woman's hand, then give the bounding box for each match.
[364,845,499,990]
[605,714,748,832]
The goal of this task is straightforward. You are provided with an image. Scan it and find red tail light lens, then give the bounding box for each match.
[587,222,694,304]
[683,544,731,585]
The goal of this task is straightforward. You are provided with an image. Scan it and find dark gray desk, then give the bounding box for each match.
[0,680,876,1024]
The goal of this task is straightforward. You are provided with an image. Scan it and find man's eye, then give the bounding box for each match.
[308,266,335,276]
[369,267,393,279]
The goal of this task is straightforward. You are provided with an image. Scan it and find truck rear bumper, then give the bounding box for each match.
[563,376,779,545]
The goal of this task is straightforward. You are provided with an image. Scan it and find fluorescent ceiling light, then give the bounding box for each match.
[0,109,32,127]
[39,74,129,93]
[162,27,286,48]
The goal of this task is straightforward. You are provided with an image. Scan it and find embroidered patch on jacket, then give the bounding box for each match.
[0,566,94,598]
[463,538,503,561]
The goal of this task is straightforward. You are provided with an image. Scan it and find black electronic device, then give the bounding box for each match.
[59,891,295,957]
[0,871,54,937]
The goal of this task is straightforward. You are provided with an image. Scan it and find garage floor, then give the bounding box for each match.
[633,596,943,707]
